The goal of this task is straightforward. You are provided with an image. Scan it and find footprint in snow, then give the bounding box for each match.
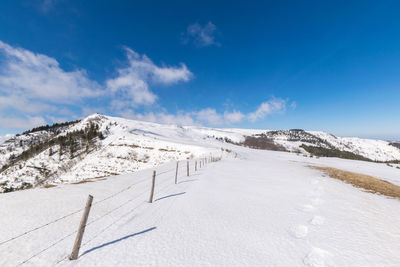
[307,186,325,198]
[290,225,309,238]
[299,204,315,212]
[303,247,334,267]
[310,215,325,226]
[307,187,325,198]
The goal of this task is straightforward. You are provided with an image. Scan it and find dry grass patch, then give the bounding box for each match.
[71,177,108,184]
[72,179,95,184]
[158,148,177,152]
[42,184,57,188]
[310,166,400,199]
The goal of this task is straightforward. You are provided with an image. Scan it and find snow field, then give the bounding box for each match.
[0,157,217,266]
[1,147,400,266]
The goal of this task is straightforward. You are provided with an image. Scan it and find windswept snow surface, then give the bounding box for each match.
[1,147,400,266]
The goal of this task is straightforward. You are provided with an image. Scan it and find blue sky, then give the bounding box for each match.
[0,0,400,139]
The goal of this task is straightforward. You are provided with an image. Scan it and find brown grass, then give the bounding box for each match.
[42,184,57,188]
[71,177,108,184]
[310,166,400,199]
[72,179,95,184]
[158,148,176,152]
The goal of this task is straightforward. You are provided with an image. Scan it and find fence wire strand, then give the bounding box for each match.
[0,172,156,247]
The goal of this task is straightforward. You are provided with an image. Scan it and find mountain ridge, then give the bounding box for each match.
[1,114,399,193]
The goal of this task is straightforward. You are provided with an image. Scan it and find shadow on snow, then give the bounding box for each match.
[81,227,157,256]
[155,192,186,202]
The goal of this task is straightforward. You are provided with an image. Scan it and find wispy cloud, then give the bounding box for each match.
[183,22,219,47]
[195,109,244,125]
[106,47,192,109]
[224,110,245,124]
[196,108,223,125]
[119,110,195,126]
[194,98,287,126]
[0,40,104,129]
[0,41,193,130]
[0,40,103,106]
[0,40,290,132]
[116,97,288,127]
[0,115,47,130]
[248,98,287,122]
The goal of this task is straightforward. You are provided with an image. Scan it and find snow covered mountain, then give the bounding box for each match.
[1,114,399,193]
[0,134,13,145]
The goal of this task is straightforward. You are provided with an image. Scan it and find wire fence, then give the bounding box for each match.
[1,155,223,266]
[0,167,176,248]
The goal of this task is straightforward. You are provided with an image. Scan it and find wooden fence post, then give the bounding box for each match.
[175,161,179,184]
[149,170,156,203]
[69,195,93,260]
[187,160,189,176]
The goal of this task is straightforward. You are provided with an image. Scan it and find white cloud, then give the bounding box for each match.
[47,115,70,124]
[224,110,245,124]
[106,47,192,108]
[0,40,106,129]
[195,108,223,125]
[152,112,195,125]
[194,109,244,125]
[0,115,46,130]
[0,95,55,114]
[118,110,195,126]
[0,41,193,130]
[0,41,103,106]
[183,22,219,47]
[248,98,287,122]
[0,40,291,132]
[115,97,288,127]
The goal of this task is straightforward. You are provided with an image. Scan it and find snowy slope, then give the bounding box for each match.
[1,147,400,266]
[0,134,13,144]
[0,114,222,192]
[1,114,400,193]
[309,131,400,161]
[188,127,400,162]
